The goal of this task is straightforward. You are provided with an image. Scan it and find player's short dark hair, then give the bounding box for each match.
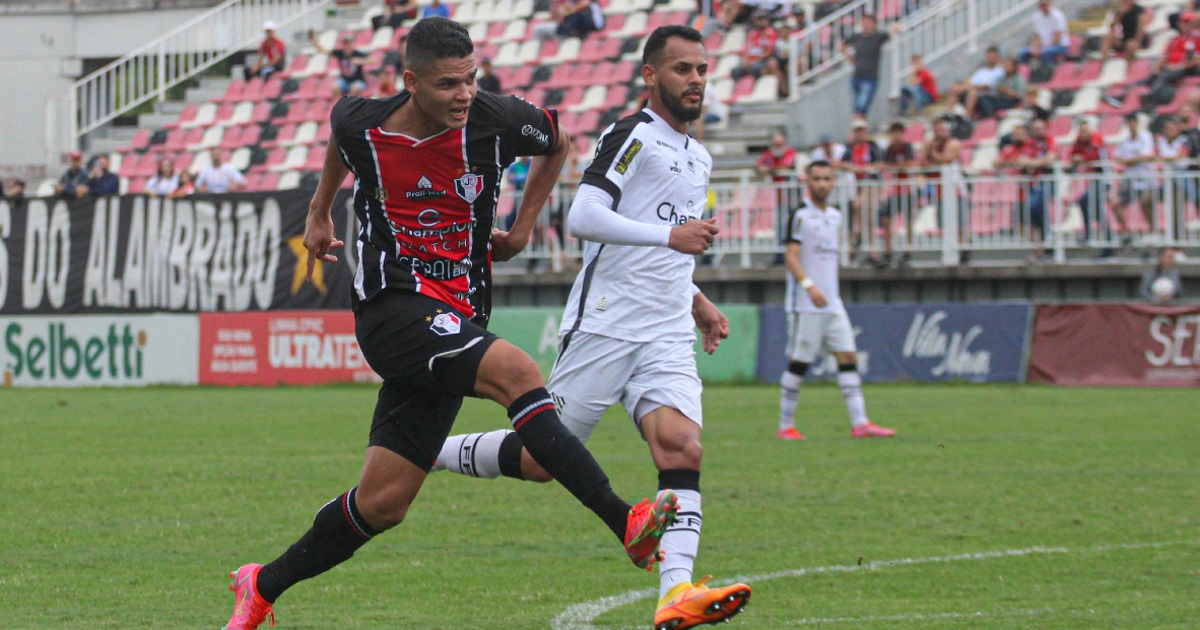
[405,17,474,73]
[643,25,703,68]
[807,159,834,174]
[888,121,906,133]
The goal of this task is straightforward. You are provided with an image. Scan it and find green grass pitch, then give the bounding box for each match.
[1,384,1198,628]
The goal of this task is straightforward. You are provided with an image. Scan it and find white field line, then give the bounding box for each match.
[551,540,1196,629]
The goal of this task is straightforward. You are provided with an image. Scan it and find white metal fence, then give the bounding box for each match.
[47,0,332,158]
[504,166,1200,270]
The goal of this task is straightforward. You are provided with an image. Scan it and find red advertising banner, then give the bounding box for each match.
[1028,303,1200,387]
[198,311,380,385]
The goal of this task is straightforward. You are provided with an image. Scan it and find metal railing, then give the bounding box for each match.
[48,0,332,156]
[786,0,1062,104]
[502,166,1200,271]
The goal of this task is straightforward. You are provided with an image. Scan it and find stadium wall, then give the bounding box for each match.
[0,6,210,173]
[2,194,1198,387]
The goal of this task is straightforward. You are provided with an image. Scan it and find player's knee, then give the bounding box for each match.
[674,438,703,468]
[355,486,412,530]
[787,361,810,376]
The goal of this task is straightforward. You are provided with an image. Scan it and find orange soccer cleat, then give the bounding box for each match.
[654,576,752,629]
[776,427,806,440]
[851,422,897,438]
[624,490,679,570]
[223,564,275,630]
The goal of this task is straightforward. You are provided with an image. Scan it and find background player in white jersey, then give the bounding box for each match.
[432,26,752,630]
[777,160,897,440]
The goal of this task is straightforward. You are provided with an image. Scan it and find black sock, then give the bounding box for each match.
[255,487,380,603]
[497,430,527,480]
[508,388,631,540]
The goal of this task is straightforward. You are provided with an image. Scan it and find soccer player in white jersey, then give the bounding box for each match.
[431,25,752,630]
[777,160,897,440]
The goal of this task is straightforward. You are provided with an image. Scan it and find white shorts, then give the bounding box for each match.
[785,309,857,363]
[547,331,703,443]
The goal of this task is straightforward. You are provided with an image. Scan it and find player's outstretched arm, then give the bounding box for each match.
[303,136,349,280]
[493,129,572,261]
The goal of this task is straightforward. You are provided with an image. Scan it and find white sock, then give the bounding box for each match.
[837,370,869,428]
[659,489,702,600]
[779,371,803,430]
[432,430,513,478]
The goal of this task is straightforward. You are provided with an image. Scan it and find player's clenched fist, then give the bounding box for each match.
[668,218,719,255]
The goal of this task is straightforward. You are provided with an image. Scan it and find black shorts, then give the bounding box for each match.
[355,289,499,470]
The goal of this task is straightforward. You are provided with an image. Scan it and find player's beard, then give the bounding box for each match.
[659,85,702,123]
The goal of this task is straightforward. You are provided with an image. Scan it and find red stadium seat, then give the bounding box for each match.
[121,128,152,154]
[220,79,247,104]
[168,104,198,130]
[219,125,244,150]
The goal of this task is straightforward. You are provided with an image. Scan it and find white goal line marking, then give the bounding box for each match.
[551,539,1197,629]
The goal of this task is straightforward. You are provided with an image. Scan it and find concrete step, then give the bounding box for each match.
[157,100,187,116]
[184,85,227,103]
[139,112,179,129]
[88,136,131,156]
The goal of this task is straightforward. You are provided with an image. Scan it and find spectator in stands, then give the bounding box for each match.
[477,57,501,93]
[1140,247,1183,302]
[312,34,370,97]
[1148,14,1200,97]
[54,150,88,200]
[921,117,965,260]
[898,53,938,117]
[3,178,26,208]
[947,46,1005,120]
[841,14,901,118]
[757,131,801,234]
[1021,86,1052,122]
[1068,119,1110,248]
[1100,0,1150,61]
[382,34,407,75]
[757,131,797,182]
[372,0,418,31]
[978,57,1026,118]
[995,122,1054,262]
[422,0,451,19]
[874,121,917,267]
[1156,116,1199,218]
[732,11,787,99]
[1112,113,1156,246]
[1018,0,1070,67]
[245,21,287,82]
[844,119,884,262]
[376,64,401,97]
[169,172,196,198]
[78,154,120,199]
[555,0,604,38]
[145,157,179,197]
[196,148,247,194]
[1169,0,1199,32]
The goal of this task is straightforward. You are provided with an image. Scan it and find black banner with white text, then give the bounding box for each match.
[0,191,362,314]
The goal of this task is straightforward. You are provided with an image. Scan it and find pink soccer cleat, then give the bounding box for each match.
[851,423,897,438]
[223,564,275,629]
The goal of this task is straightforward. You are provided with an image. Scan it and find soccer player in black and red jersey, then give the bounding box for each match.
[221,17,679,629]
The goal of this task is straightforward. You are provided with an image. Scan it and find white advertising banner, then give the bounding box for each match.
[1,314,198,387]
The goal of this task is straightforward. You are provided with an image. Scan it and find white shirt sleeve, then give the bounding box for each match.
[567,183,672,247]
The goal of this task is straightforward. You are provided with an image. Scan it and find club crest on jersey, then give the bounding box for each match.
[430,312,462,336]
[373,187,389,202]
[454,173,485,203]
[614,139,642,174]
